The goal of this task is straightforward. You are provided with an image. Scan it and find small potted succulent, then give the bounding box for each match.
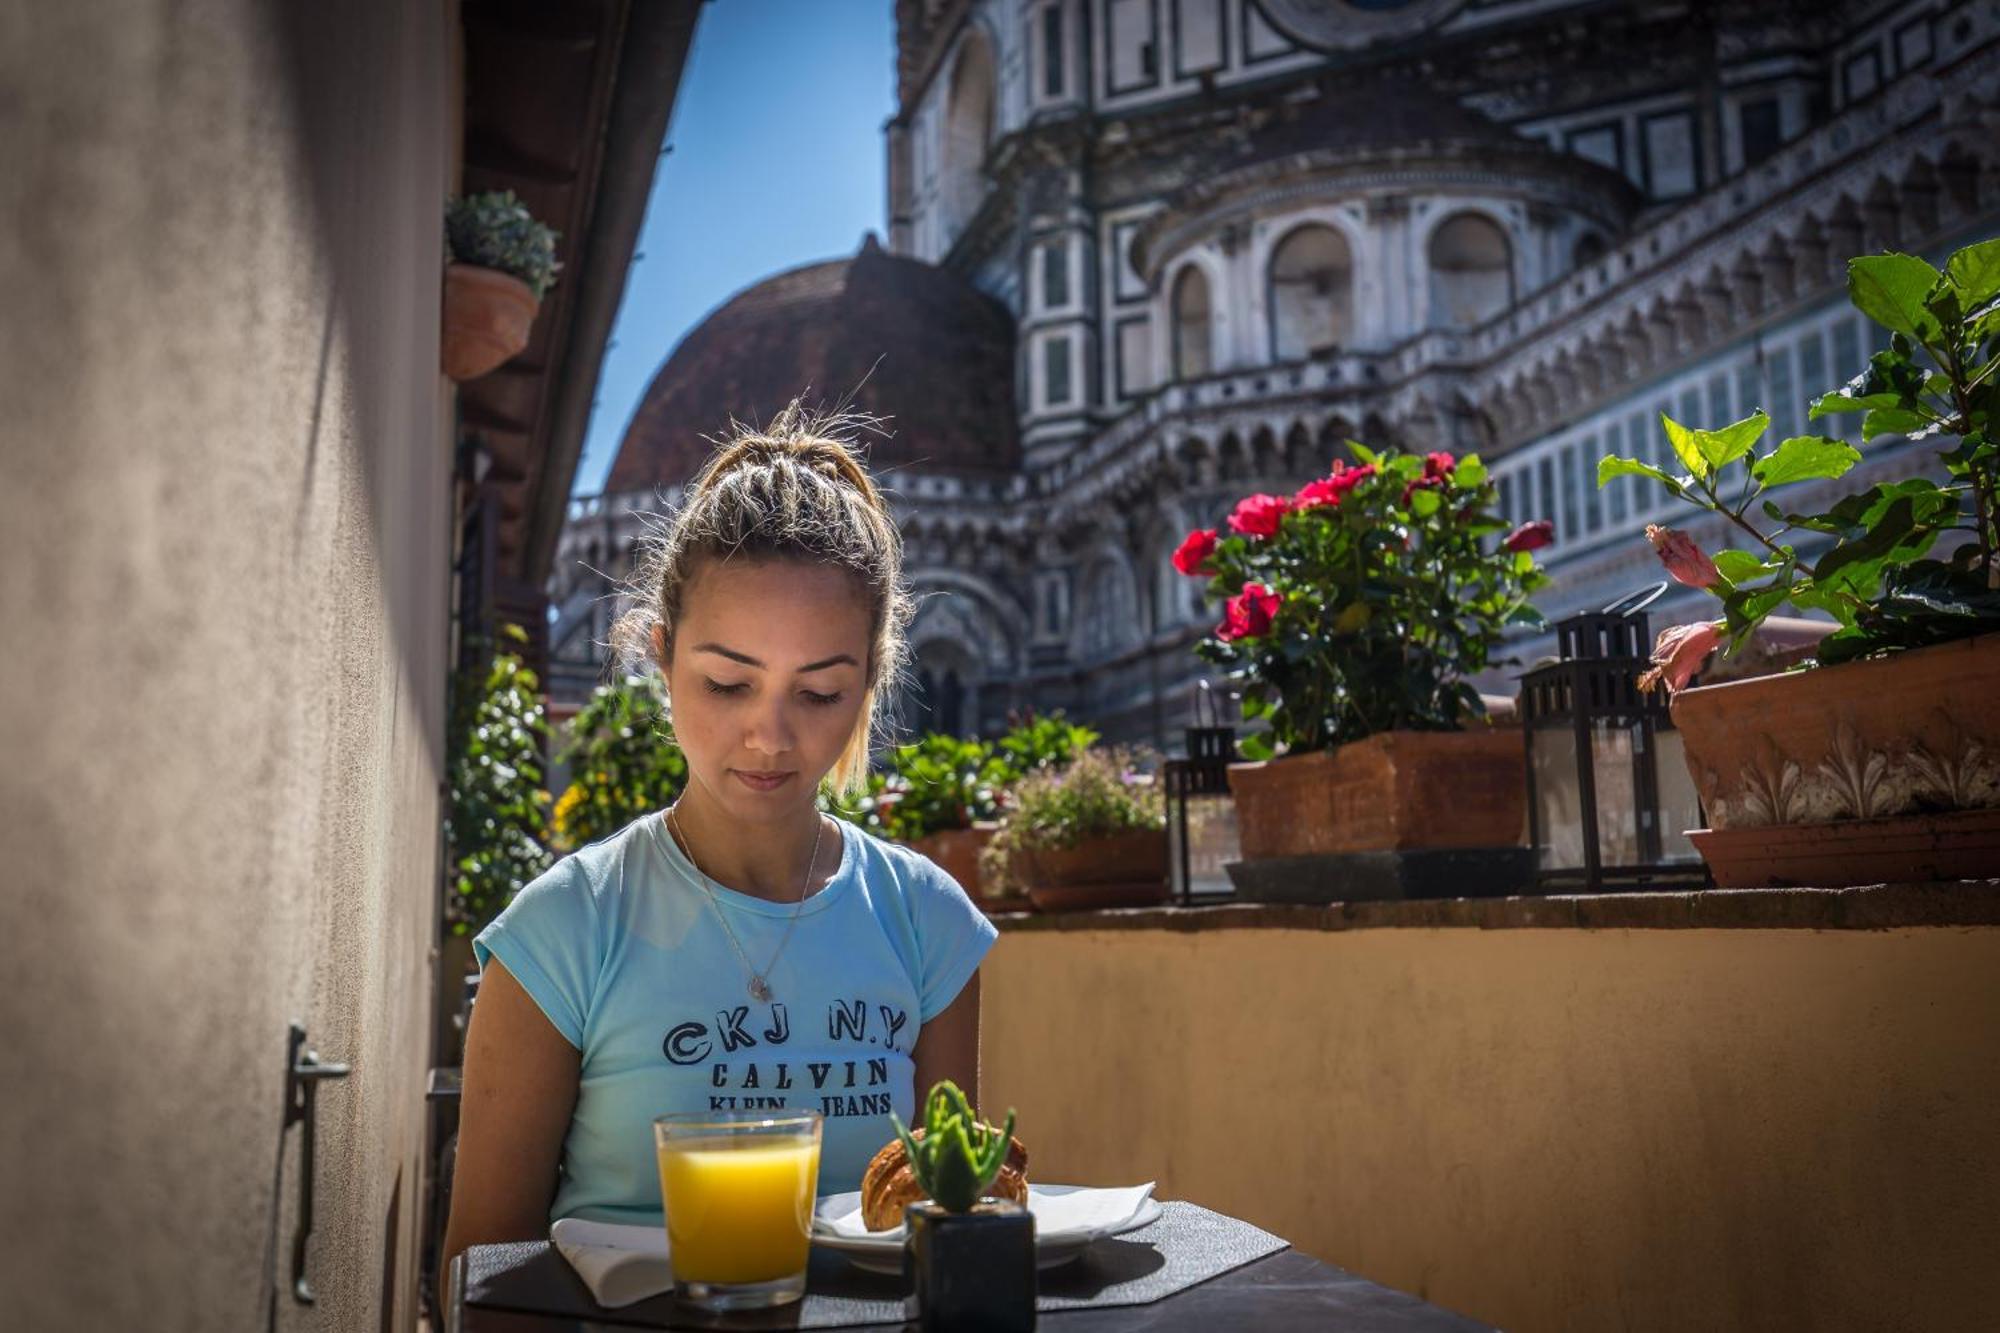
[1599,240,2000,885]
[442,190,561,381]
[978,748,1168,912]
[893,1082,1034,1333]
[1174,446,1552,900]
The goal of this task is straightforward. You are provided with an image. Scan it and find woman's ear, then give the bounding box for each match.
[650,623,669,672]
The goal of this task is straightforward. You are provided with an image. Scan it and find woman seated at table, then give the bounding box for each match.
[441,404,996,1277]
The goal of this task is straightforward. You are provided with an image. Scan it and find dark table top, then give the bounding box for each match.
[451,1205,1494,1332]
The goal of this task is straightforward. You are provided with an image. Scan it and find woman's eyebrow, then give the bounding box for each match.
[691,643,858,674]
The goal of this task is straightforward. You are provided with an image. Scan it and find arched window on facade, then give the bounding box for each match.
[941,35,995,248]
[1077,557,1138,661]
[1268,225,1353,360]
[1427,213,1514,329]
[1573,231,1608,271]
[1172,266,1213,381]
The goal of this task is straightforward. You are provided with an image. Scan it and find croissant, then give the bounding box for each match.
[860,1126,1030,1231]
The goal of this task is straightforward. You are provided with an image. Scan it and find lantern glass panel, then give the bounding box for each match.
[1652,729,1703,864]
[1529,717,1583,871]
[1589,723,1642,867]
[1168,791,1240,898]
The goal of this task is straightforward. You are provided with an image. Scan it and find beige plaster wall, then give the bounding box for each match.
[983,924,2000,1332]
[0,2,451,1328]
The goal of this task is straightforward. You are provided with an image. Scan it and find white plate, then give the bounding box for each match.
[811,1184,1163,1274]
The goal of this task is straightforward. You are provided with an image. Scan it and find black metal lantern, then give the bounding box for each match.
[1164,683,1241,903]
[1519,585,1707,891]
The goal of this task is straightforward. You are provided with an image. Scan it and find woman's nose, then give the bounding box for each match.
[742,697,796,757]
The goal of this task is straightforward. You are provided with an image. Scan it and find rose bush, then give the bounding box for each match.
[1178,447,1552,758]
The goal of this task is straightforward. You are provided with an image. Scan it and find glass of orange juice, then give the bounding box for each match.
[653,1109,824,1310]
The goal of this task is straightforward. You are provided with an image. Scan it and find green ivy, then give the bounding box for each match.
[444,624,553,937]
[1598,238,2000,665]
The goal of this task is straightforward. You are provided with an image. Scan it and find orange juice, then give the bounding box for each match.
[658,1135,821,1284]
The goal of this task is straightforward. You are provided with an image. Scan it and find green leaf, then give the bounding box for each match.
[1344,440,1378,466]
[1847,253,1944,339]
[1597,455,1676,489]
[1861,405,1927,442]
[1945,237,2000,307]
[1812,495,1943,594]
[1711,549,1781,585]
[1751,436,1862,489]
[1452,455,1487,488]
[1697,410,1770,469]
[1409,487,1443,517]
[1660,413,1710,480]
[1808,368,1903,418]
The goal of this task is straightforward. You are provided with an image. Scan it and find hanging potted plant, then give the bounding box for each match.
[1174,448,1553,901]
[1598,239,2000,886]
[442,190,561,381]
[978,749,1167,913]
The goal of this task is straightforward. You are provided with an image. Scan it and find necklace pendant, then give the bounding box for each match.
[749,976,773,1003]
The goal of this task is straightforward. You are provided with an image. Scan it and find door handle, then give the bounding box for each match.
[285,1021,352,1305]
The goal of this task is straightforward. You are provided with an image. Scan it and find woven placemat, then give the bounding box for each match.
[462,1201,1290,1329]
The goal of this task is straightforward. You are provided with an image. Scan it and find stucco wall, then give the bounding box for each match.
[983,918,2000,1332]
[0,2,450,1329]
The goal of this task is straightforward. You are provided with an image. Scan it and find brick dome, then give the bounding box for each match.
[605,238,1020,494]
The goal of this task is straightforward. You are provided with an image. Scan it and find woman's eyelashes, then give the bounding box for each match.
[700,677,844,707]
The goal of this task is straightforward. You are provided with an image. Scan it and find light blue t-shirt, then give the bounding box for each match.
[472,811,996,1225]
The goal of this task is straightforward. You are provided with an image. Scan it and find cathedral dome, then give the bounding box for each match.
[605,238,1019,494]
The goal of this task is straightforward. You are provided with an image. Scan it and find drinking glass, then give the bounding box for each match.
[653,1109,824,1310]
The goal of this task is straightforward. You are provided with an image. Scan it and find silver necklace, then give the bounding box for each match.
[665,805,824,1003]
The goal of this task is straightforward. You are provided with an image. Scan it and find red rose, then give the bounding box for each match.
[1227,493,1293,539]
[1403,452,1457,504]
[1171,528,1219,576]
[1294,463,1375,510]
[1502,519,1555,552]
[1217,582,1281,642]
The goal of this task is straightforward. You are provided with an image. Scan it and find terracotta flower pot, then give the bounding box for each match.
[910,825,997,903]
[1227,728,1526,860]
[1021,829,1168,913]
[1671,631,2000,886]
[441,263,539,381]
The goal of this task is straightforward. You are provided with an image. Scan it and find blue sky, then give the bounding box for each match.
[572,0,896,496]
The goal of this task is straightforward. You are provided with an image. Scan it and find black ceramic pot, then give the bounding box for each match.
[902,1197,1036,1331]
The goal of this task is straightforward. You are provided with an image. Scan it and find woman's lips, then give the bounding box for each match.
[731,769,795,793]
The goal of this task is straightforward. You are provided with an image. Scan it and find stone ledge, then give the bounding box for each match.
[987,881,2000,933]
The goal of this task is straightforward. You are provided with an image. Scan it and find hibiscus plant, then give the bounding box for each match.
[1175,448,1553,760]
[1600,239,2000,690]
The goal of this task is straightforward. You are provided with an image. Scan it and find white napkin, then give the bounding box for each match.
[549,1217,673,1309]
[814,1182,1157,1244]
